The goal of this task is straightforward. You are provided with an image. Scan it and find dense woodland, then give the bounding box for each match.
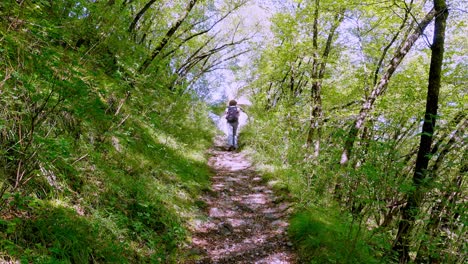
[0,0,466,263]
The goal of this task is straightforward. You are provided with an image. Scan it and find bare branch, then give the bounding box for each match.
[128,0,158,33]
[373,1,412,86]
[139,0,199,73]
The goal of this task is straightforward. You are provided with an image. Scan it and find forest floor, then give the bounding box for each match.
[184,136,297,263]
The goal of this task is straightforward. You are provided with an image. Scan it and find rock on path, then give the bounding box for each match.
[183,137,296,263]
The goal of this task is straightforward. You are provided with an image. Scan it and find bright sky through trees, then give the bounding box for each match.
[205,0,272,103]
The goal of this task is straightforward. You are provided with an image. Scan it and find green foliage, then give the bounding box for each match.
[0,0,216,262]
[289,208,387,264]
[0,199,125,263]
[241,0,467,262]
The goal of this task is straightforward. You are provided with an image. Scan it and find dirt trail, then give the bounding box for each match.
[185,137,296,263]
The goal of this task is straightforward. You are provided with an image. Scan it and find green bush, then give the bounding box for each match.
[289,208,385,264]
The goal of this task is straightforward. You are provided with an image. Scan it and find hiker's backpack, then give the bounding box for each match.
[225,106,239,123]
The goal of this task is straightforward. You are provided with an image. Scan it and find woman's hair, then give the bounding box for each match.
[229,100,237,106]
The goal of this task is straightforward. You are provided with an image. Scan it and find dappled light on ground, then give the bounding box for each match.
[185,137,296,263]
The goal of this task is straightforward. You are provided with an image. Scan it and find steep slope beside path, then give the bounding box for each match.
[186,137,296,263]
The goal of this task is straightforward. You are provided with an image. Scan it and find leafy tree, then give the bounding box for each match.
[242,0,466,262]
[393,0,449,262]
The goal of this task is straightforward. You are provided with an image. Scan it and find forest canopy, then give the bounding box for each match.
[0,0,466,263]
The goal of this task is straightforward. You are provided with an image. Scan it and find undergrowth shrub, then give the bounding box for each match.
[289,208,385,264]
[242,103,394,263]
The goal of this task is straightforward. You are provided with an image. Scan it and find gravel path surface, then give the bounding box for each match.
[184,137,297,263]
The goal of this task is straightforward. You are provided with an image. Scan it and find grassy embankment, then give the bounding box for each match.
[0,16,215,263]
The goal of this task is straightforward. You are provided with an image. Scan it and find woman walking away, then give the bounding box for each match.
[225,100,240,150]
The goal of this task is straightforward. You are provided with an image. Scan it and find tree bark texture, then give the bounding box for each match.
[306,5,345,158]
[340,8,436,166]
[392,0,448,262]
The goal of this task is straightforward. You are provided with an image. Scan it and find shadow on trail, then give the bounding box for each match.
[184,137,296,264]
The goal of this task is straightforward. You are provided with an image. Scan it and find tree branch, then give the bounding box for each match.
[138,0,198,73]
[340,8,436,166]
[128,0,158,33]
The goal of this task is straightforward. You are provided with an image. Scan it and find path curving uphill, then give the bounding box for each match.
[185,137,296,263]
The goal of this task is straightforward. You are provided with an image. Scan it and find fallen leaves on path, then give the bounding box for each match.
[183,138,296,263]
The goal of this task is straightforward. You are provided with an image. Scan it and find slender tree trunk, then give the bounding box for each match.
[429,111,466,157]
[414,118,466,262]
[307,81,323,158]
[305,0,320,153]
[372,3,411,86]
[306,6,344,158]
[392,1,448,262]
[340,9,436,166]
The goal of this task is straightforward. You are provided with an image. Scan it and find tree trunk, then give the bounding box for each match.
[340,9,436,166]
[306,6,344,158]
[392,0,448,262]
[414,118,466,263]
